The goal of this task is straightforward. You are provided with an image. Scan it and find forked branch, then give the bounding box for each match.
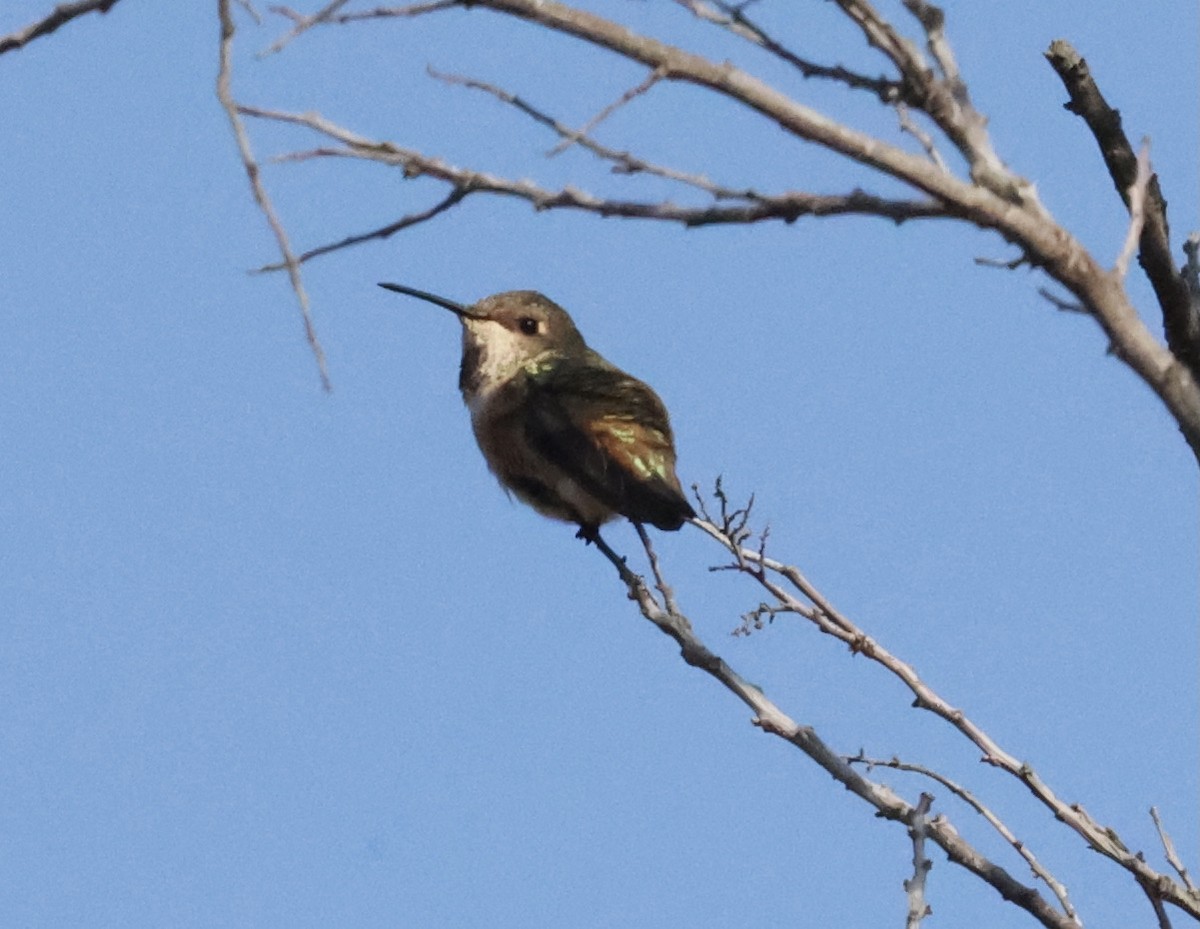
[245,0,1200,459]
[1045,39,1200,381]
[582,526,1080,929]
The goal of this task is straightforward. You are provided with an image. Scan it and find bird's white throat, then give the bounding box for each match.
[461,319,550,416]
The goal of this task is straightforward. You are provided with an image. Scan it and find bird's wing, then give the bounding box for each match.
[522,359,695,530]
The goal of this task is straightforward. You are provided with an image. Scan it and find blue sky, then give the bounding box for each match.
[1,2,1196,927]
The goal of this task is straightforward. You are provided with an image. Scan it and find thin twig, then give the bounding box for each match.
[1151,807,1197,893]
[0,0,122,55]
[259,0,351,56]
[902,1,960,87]
[590,521,1076,929]
[1115,141,1152,280]
[975,253,1031,271]
[581,529,642,589]
[231,0,1200,460]
[217,0,331,391]
[1046,39,1199,380]
[235,0,263,23]
[1037,287,1087,314]
[896,102,949,172]
[850,753,1080,922]
[548,67,666,157]
[688,0,907,103]
[238,104,950,229]
[253,187,468,271]
[836,0,1033,203]
[266,0,455,26]
[635,523,683,619]
[693,510,1199,919]
[428,67,759,201]
[1138,874,1175,929]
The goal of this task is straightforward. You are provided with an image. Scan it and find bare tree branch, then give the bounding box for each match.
[266,0,455,26]
[547,66,666,157]
[572,527,1081,929]
[259,0,350,56]
[1184,235,1200,305]
[692,506,1200,921]
[217,0,331,391]
[237,105,951,231]
[1151,807,1198,895]
[850,754,1080,923]
[1139,875,1176,929]
[201,6,1198,923]
[253,187,468,272]
[896,102,949,172]
[427,67,745,197]
[678,0,907,103]
[232,0,1200,462]
[1045,39,1200,382]
[905,793,935,929]
[1114,141,1152,280]
[902,0,960,86]
[0,0,122,56]
[402,0,1200,461]
[837,0,1022,200]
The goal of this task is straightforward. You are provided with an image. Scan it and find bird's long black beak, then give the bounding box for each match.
[378,282,485,319]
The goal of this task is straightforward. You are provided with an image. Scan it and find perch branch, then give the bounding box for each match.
[693,510,1200,920]
[581,531,1079,929]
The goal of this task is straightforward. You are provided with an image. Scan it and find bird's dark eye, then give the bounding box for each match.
[518,317,540,335]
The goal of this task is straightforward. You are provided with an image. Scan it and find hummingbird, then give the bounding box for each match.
[378,283,695,540]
